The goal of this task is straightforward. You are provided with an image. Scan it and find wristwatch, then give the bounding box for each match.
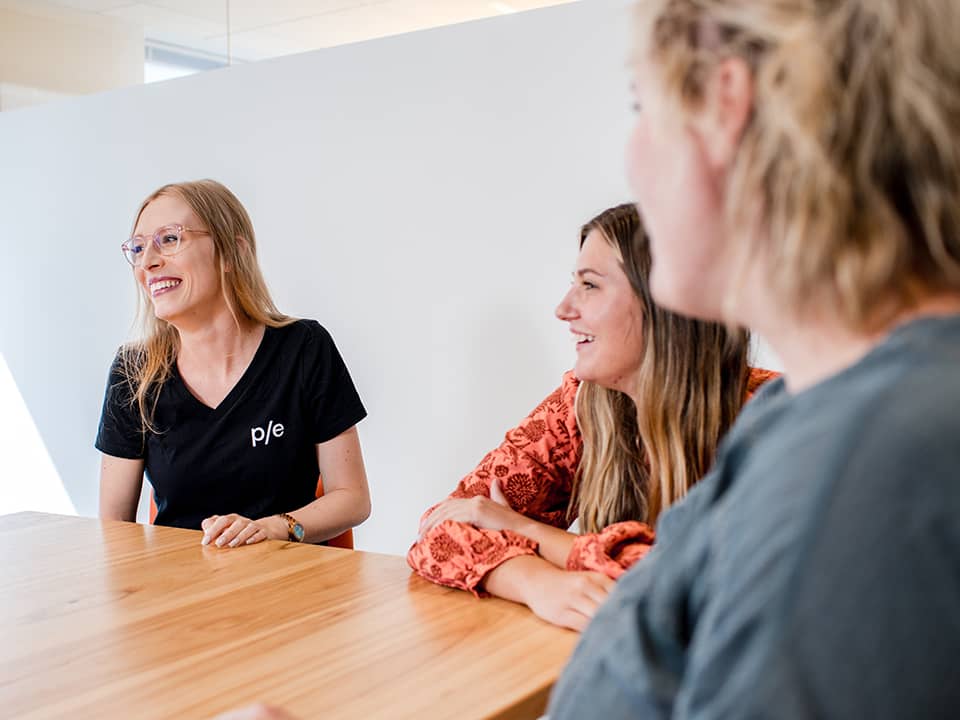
[277,512,305,542]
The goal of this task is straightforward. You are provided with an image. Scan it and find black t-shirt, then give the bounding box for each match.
[96,319,367,530]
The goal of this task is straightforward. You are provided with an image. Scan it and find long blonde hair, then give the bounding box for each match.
[572,204,750,531]
[120,179,294,431]
[635,0,960,331]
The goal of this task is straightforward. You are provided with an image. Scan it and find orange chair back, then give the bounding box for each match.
[148,474,354,549]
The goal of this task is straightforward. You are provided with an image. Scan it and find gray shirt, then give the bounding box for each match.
[549,315,960,719]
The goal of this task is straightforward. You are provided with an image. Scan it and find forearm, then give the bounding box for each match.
[408,518,542,595]
[481,554,556,604]
[484,551,616,632]
[300,486,371,542]
[515,518,577,569]
[262,487,370,544]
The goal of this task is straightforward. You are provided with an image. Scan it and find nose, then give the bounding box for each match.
[555,285,579,321]
[140,239,163,270]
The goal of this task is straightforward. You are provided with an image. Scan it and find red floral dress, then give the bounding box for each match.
[407,368,778,596]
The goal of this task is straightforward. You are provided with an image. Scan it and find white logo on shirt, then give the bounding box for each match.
[251,420,285,447]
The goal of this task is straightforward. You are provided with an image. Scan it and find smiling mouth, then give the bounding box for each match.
[573,333,596,347]
[149,279,182,297]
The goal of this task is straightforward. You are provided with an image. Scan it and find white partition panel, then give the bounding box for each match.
[0,0,778,555]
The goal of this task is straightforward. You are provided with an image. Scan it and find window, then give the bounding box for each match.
[0,353,75,515]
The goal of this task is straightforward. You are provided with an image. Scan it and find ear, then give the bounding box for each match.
[696,57,754,171]
[222,235,250,273]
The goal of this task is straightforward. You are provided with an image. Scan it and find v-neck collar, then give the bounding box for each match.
[171,325,274,415]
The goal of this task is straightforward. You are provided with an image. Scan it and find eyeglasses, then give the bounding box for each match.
[121,224,209,267]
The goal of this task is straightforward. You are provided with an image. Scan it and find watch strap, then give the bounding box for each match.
[277,512,303,542]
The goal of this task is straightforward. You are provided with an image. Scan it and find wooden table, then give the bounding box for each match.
[0,512,577,719]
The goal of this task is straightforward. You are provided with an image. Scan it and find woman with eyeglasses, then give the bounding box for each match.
[96,179,371,548]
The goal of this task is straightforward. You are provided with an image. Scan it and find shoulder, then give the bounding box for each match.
[725,345,960,548]
[275,318,328,341]
[523,371,580,416]
[838,363,960,492]
[530,370,580,425]
[501,371,582,454]
[716,358,960,683]
[110,342,144,371]
[269,319,339,353]
[103,343,144,393]
[817,338,960,468]
[560,369,581,404]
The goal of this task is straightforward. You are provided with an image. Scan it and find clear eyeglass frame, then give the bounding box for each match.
[120,224,208,266]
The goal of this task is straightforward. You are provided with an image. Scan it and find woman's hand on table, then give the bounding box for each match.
[484,555,615,632]
[419,479,526,537]
[200,514,285,548]
[524,567,615,632]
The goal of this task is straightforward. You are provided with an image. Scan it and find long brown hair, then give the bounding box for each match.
[572,203,750,531]
[119,179,294,431]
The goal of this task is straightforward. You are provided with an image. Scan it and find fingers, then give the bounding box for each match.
[527,567,613,632]
[567,572,614,620]
[418,504,448,537]
[216,518,251,547]
[419,495,518,539]
[201,515,263,548]
[580,572,614,607]
[418,500,465,537]
[234,523,266,547]
[202,514,233,545]
[558,609,592,633]
[587,571,616,594]
[568,593,603,622]
[212,703,298,720]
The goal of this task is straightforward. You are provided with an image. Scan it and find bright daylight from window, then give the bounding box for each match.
[0,353,75,515]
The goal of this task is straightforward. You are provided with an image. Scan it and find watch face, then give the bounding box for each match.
[292,523,305,542]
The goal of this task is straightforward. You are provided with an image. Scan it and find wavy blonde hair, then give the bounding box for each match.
[572,204,750,532]
[634,0,960,330]
[119,179,294,431]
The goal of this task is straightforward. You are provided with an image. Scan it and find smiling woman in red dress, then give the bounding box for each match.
[408,203,775,631]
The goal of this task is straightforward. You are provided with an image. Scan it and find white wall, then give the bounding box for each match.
[0,0,778,555]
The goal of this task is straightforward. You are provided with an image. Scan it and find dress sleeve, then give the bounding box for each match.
[407,372,583,596]
[567,368,780,580]
[94,350,145,459]
[746,366,779,400]
[564,367,778,579]
[566,520,656,578]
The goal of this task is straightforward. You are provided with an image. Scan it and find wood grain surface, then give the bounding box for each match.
[0,512,577,720]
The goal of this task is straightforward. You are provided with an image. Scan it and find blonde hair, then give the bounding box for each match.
[571,204,750,532]
[635,0,960,330]
[120,179,294,432]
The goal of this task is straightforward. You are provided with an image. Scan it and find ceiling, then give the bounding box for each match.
[23,0,578,63]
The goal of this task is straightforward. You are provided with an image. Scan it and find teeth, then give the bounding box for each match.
[572,333,595,344]
[151,279,181,293]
